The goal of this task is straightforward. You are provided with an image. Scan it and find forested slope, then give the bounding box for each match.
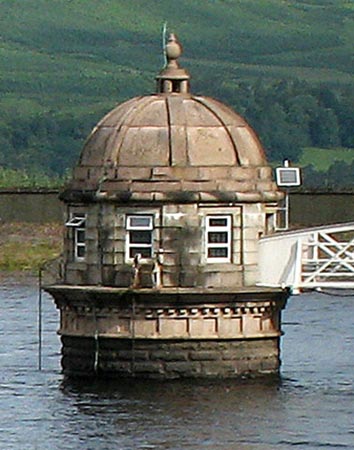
[0,0,353,187]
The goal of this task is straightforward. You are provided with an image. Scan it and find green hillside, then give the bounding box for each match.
[0,0,352,108]
[0,0,353,184]
[300,147,354,172]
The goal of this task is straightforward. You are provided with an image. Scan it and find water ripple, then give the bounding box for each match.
[0,286,353,449]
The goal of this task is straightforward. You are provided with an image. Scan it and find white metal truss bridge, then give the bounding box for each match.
[258,222,354,292]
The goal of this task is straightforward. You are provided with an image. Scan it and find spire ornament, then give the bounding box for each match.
[156,33,190,94]
[165,33,183,66]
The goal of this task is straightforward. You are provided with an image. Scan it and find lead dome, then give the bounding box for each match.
[65,34,281,203]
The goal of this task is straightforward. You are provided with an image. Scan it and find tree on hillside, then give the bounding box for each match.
[310,107,340,148]
[302,165,328,190]
[0,78,352,187]
[337,89,354,148]
[327,160,354,190]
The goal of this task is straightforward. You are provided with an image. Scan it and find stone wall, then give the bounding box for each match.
[64,201,274,288]
[57,295,282,341]
[61,335,281,379]
[46,285,287,379]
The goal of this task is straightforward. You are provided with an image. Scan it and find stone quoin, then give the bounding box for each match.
[45,34,289,379]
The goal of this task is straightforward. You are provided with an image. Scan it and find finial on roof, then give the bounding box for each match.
[156,33,190,94]
[165,33,182,65]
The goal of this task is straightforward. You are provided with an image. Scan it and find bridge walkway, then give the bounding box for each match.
[258,222,354,292]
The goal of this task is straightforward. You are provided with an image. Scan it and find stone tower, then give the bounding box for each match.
[46,34,289,379]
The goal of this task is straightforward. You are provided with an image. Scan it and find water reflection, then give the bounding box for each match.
[59,377,288,450]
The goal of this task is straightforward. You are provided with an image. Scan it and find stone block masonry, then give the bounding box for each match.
[46,285,288,379]
[45,34,291,380]
[61,336,281,379]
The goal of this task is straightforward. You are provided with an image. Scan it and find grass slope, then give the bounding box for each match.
[0,222,62,271]
[299,147,354,172]
[0,0,352,115]
[0,0,352,182]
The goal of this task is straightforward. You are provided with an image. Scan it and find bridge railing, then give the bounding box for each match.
[258,222,354,291]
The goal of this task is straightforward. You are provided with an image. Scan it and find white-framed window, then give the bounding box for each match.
[205,215,232,262]
[65,214,86,261]
[126,215,154,260]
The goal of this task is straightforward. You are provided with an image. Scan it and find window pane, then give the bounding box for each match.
[77,230,85,243]
[77,245,85,258]
[208,248,228,258]
[130,230,152,244]
[130,247,152,258]
[208,231,228,244]
[209,218,227,227]
[66,216,86,227]
[130,216,152,228]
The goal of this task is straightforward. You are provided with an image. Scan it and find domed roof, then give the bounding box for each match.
[79,94,266,168]
[65,34,281,203]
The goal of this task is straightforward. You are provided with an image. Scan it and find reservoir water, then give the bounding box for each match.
[0,277,353,449]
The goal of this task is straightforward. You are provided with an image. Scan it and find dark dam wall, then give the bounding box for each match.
[0,191,353,227]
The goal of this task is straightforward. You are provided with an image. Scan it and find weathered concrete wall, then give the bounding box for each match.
[0,191,62,223]
[290,193,354,227]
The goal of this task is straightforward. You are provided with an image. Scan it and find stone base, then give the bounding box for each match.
[61,335,281,379]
